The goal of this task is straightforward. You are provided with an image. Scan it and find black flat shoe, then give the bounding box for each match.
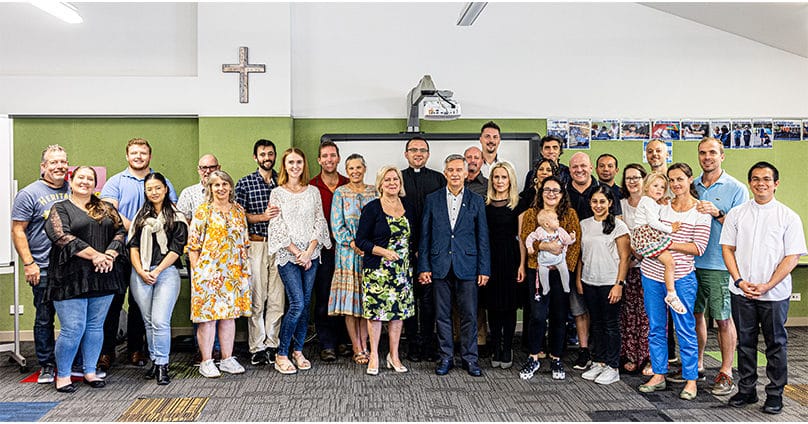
[55,382,77,393]
[83,378,106,388]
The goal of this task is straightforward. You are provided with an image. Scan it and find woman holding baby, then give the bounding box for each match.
[518,175,581,381]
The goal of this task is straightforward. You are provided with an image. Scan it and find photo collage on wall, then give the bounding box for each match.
[547,117,806,150]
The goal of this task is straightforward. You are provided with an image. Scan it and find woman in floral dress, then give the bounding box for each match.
[328,154,377,365]
[187,170,252,378]
[355,166,415,375]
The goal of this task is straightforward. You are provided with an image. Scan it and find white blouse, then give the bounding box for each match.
[267,185,332,267]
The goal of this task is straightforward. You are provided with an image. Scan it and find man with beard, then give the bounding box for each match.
[464,146,488,198]
[522,135,571,198]
[595,153,622,213]
[11,145,70,383]
[101,138,178,370]
[309,141,349,361]
[479,121,507,178]
[645,139,668,173]
[235,139,282,366]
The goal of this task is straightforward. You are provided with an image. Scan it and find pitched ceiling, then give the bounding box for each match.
[641,2,808,58]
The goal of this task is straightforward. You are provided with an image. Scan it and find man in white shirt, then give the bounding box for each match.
[177,154,220,220]
[721,161,806,415]
[479,121,505,178]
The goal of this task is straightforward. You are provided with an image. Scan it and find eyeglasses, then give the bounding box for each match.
[625,176,642,181]
[198,165,220,171]
[407,148,429,154]
[543,188,562,194]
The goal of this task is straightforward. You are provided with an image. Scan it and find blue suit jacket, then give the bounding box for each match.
[417,188,491,281]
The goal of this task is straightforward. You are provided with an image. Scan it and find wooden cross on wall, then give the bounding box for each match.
[222,46,266,103]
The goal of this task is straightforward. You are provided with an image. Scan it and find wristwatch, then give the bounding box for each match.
[734,278,743,288]
[616,280,626,287]
[715,210,725,219]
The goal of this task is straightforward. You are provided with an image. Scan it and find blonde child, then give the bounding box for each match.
[629,172,685,314]
[525,209,576,300]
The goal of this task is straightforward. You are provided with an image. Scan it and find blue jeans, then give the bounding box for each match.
[53,294,114,378]
[130,266,181,365]
[277,261,319,357]
[32,271,56,366]
[642,271,698,380]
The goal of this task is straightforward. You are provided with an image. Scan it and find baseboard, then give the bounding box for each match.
[0,327,250,343]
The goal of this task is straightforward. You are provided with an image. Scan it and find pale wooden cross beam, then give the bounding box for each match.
[222,46,266,103]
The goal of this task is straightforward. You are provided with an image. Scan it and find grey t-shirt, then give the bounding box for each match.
[11,180,69,268]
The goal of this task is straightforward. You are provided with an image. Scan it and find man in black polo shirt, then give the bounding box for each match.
[565,152,622,371]
[595,153,623,216]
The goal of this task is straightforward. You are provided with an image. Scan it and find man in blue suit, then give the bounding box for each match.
[418,154,491,377]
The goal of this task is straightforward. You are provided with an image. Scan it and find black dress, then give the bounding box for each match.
[44,200,128,301]
[482,199,526,311]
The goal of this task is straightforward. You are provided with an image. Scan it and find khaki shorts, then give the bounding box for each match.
[694,269,732,321]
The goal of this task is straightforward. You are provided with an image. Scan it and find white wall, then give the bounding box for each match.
[290,2,808,118]
[1,2,807,118]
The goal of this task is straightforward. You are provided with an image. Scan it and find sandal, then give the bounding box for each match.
[291,352,311,370]
[274,358,297,375]
[642,362,654,376]
[665,294,687,315]
[352,351,369,365]
[623,361,637,373]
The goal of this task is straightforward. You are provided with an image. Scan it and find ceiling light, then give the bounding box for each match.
[457,2,487,26]
[30,1,83,24]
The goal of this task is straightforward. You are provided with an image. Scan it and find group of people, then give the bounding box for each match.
[11,124,804,414]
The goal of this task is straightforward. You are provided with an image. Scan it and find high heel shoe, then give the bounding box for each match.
[386,353,408,373]
[366,365,379,376]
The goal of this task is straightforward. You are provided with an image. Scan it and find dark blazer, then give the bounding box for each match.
[355,199,416,271]
[417,188,491,281]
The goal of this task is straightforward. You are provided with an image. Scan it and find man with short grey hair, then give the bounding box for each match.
[177,154,220,220]
[419,154,490,377]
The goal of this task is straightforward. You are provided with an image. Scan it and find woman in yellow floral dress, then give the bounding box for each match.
[187,170,252,378]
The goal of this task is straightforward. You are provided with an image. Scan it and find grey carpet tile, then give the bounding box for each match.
[1,327,808,421]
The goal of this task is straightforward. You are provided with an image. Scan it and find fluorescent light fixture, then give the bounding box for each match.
[30,1,83,24]
[457,2,487,26]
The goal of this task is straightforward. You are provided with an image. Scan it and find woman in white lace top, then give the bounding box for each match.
[267,148,332,374]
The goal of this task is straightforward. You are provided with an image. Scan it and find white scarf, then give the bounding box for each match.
[128,206,188,270]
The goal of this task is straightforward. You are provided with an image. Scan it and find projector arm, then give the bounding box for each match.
[406,75,437,132]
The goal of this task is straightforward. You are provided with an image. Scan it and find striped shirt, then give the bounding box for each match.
[640,203,710,282]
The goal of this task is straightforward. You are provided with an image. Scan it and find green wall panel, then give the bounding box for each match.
[199,117,293,180]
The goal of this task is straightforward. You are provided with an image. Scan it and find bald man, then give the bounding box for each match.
[177,154,220,220]
[464,146,488,198]
[645,139,668,173]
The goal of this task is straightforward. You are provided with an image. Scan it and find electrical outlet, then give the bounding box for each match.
[790,293,801,301]
[9,305,24,315]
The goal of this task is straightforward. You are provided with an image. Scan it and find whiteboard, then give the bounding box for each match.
[1,116,13,266]
[323,133,540,193]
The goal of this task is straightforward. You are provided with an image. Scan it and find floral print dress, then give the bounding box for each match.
[362,216,414,321]
[187,202,252,323]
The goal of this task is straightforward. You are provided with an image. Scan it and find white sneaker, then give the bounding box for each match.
[219,357,245,374]
[594,365,620,385]
[199,359,221,378]
[581,362,606,381]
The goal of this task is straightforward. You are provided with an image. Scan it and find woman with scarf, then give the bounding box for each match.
[129,173,188,385]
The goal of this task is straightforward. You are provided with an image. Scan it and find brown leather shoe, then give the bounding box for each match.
[97,354,112,372]
[129,351,147,367]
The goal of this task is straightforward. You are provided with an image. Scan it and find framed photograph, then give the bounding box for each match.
[621,120,650,140]
[752,119,773,148]
[681,120,709,141]
[652,120,681,141]
[547,119,569,147]
[710,120,732,148]
[773,119,801,141]
[730,119,752,149]
[567,119,591,149]
[802,120,808,140]
[591,119,620,140]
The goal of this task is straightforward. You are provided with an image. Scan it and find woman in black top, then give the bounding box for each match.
[45,166,127,392]
[128,173,188,385]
